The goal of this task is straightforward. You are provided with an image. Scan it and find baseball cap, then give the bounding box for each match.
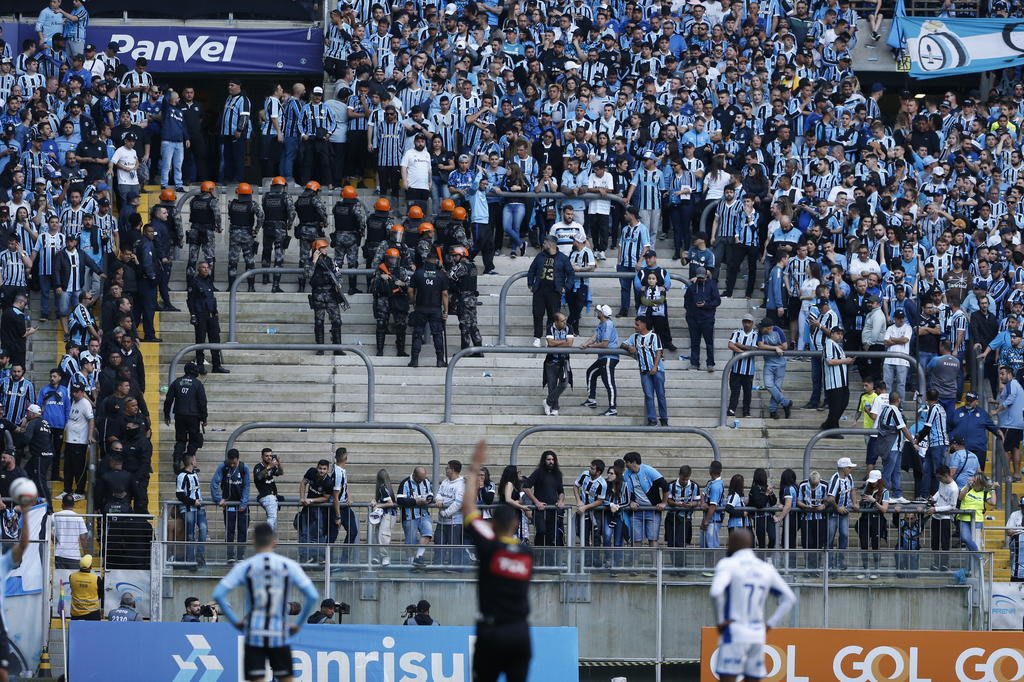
[837,457,856,469]
[312,86,324,95]
[596,304,613,317]
[27,404,41,415]
[444,2,457,13]
[866,469,882,483]
[932,166,946,177]
[694,266,707,278]
[642,150,656,160]
[892,309,905,318]
[741,313,755,322]
[85,43,96,51]
[71,382,86,392]
[966,392,979,401]
[951,434,966,445]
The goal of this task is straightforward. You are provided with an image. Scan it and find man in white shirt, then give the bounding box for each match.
[434,458,466,566]
[64,382,94,501]
[710,529,797,682]
[585,161,614,260]
[53,493,89,568]
[548,205,587,256]
[1007,496,1024,581]
[881,310,912,399]
[928,465,959,569]
[848,245,881,279]
[400,132,432,213]
[331,447,358,550]
[109,132,140,203]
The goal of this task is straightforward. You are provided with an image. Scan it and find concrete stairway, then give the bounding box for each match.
[144,189,875,518]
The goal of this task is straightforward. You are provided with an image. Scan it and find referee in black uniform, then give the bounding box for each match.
[462,440,533,682]
[822,326,855,434]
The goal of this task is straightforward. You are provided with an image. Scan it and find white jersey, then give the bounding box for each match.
[710,548,796,644]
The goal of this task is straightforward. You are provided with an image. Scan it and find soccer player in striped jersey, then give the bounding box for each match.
[213,523,319,682]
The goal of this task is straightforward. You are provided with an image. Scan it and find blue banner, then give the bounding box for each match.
[896,16,1024,78]
[69,622,580,681]
[0,23,322,73]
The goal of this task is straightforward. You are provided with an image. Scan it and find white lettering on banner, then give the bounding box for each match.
[955,648,1024,682]
[705,644,809,682]
[109,33,239,64]
[834,646,932,682]
[290,635,467,682]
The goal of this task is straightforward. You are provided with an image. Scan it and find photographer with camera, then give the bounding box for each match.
[403,599,439,626]
[307,598,350,624]
[254,448,284,530]
[181,596,218,623]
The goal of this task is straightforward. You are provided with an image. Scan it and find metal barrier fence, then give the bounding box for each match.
[226,266,374,342]
[495,270,689,346]
[804,428,881,479]
[223,421,441,483]
[718,350,928,428]
[508,424,720,465]
[167,343,376,421]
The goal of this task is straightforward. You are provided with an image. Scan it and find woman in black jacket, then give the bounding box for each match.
[749,467,778,549]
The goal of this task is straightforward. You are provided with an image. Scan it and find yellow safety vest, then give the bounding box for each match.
[69,571,101,617]
[958,488,987,523]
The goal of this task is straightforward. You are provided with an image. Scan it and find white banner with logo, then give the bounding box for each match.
[991,581,1024,630]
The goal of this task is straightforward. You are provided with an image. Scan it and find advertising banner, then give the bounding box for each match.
[0,23,322,74]
[2,502,47,679]
[70,622,580,682]
[992,581,1024,631]
[896,17,1024,78]
[700,627,1024,682]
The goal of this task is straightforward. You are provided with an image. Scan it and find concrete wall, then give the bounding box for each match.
[163,572,976,662]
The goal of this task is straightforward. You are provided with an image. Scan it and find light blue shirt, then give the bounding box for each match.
[625,463,664,507]
[1000,379,1024,429]
[594,318,619,358]
[35,8,66,46]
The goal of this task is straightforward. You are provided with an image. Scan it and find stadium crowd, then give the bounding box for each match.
[1,0,1024,586]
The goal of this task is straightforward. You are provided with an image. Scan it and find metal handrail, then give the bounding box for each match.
[495,269,690,345]
[509,424,720,465]
[442,345,630,423]
[226,266,375,342]
[489,189,629,208]
[718,350,928,427]
[803,428,880,479]
[223,421,441,485]
[167,343,376,421]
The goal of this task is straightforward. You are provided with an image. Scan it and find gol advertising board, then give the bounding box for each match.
[70,622,579,681]
[700,627,1024,682]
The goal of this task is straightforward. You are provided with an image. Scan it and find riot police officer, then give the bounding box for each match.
[407,250,449,368]
[414,222,439,269]
[163,361,208,472]
[433,198,456,248]
[227,183,263,292]
[364,197,394,272]
[158,188,183,258]
[261,176,295,292]
[371,247,411,357]
[187,181,221,279]
[448,245,483,354]
[332,185,367,295]
[186,260,229,375]
[446,206,472,255]
[307,238,348,354]
[295,181,328,292]
[372,223,413,271]
[405,204,425,233]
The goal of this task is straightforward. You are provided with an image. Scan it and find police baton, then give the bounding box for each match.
[442,318,449,364]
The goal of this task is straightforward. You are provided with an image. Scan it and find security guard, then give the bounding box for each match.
[433,198,456,248]
[332,185,367,295]
[227,183,263,292]
[186,261,229,375]
[448,246,483,354]
[407,250,449,368]
[107,593,143,621]
[372,223,413,271]
[295,181,328,292]
[70,554,104,621]
[187,181,221,279]
[158,188,183,257]
[405,204,425,233]
[261,176,295,292]
[363,198,394,272]
[163,361,208,472]
[371,247,412,357]
[446,206,472,255]
[414,222,440,269]
[307,238,348,354]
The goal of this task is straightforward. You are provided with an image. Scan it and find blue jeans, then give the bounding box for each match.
[639,369,668,422]
[160,140,184,187]
[183,506,208,564]
[402,515,433,545]
[809,356,823,406]
[827,513,849,567]
[923,445,946,496]
[880,436,903,497]
[502,202,525,252]
[701,520,721,548]
[604,514,625,566]
[38,274,56,317]
[633,509,661,542]
[298,507,328,562]
[959,520,979,552]
[220,135,245,182]
[763,360,790,413]
[280,137,300,180]
[617,264,634,313]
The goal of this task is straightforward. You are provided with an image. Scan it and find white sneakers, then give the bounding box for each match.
[543,400,551,416]
[533,337,542,347]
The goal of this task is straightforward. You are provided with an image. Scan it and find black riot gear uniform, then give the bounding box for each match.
[294,190,327,291]
[261,189,294,291]
[449,257,483,354]
[308,252,347,353]
[187,192,220,278]
[163,370,208,471]
[332,200,365,294]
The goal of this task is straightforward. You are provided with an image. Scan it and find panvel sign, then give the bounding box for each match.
[1,23,322,73]
[700,627,1024,682]
[69,622,579,682]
